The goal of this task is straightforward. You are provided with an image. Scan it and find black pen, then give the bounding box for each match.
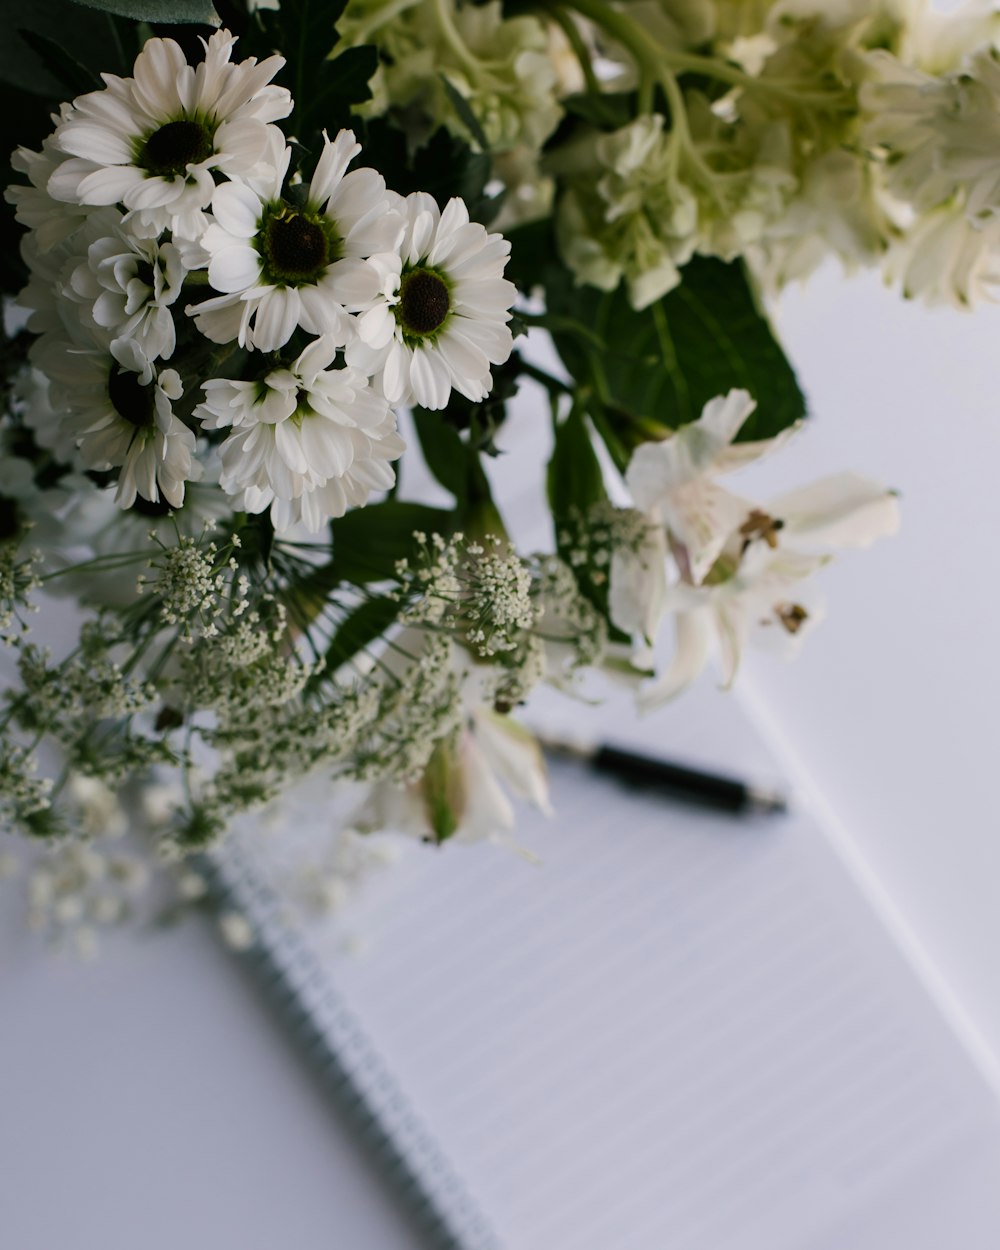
[542,738,788,816]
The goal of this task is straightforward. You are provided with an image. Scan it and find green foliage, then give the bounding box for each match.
[360,121,502,225]
[506,219,806,464]
[422,737,462,843]
[66,0,218,22]
[546,406,606,524]
[0,0,133,97]
[411,407,512,542]
[329,500,453,586]
[259,0,376,141]
[412,408,470,504]
[17,29,102,98]
[322,595,401,673]
[440,74,490,152]
[548,256,806,446]
[560,90,635,131]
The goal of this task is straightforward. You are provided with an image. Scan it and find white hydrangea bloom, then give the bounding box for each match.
[47,30,291,241]
[195,336,404,532]
[190,128,402,352]
[337,0,562,153]
[554,115,699,309]
[345,191,516,409]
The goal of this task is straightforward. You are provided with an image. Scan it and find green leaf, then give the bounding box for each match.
[359,121,500,224]
[561,90,635,131]
[66,0,218,22]
[17,28,101,98]
[440,74,490,151]
[421,737,464,843]
[271,0,376,139]
[0,0,132,97]
[329,501,453,585]
[546,406,606,524]
[412,408,470,504]
[322,595,401,672]
[504,218,554,293]
[545,256,806,448]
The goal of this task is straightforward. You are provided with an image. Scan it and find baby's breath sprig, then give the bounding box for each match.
[396,532,539,658]
[138,525,249,645]
[0,539,42,646]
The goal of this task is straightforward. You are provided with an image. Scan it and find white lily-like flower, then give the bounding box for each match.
[611,389,785,645]
[638,471,901,707]
[359,706,551,844]
[607,389,899,704]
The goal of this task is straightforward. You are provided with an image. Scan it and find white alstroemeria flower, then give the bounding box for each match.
[625,389,779,580]
[883,201,1000,308]
[68,225,187,365]
[195,336,404,533]
[47,30,290,240]
[33,335,199,510]
[359,707,551,844]
[608,522,669,647]
[345,191,516,410]
[190,128,403,352]
[638,471,901,706]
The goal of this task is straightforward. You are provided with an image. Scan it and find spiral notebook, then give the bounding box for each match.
[216,678,1000,1250]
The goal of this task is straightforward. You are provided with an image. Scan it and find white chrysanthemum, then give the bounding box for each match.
[189,128,403,352]
[17,206,124,345]
[5,116,91,254]
[68,225,187,365]
[33,336,199,510]
[195,336,404,532]
[47,30,290,240]
[345,192,516,409]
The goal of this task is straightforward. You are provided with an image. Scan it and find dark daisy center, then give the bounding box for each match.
[108,367,155,429]
[398,269,451,336]
[264,212,330,281]
[0,496,20,542]
[141,119,213,177]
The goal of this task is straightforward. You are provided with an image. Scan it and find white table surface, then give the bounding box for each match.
[3,262,1000,1248]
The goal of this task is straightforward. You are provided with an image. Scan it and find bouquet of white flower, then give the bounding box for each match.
[0,0,989,946]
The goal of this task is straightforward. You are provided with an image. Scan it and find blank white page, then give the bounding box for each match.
[237,680,1000,1250]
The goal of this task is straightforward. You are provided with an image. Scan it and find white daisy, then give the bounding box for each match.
[68,224,187,365]
[32,335,199,510]
[189,128,403,353]
[6,115,91,254]
[195,336,404,532]
[47,30,290,241]
[345,191,517,410]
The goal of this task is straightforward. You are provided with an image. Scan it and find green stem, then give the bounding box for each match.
[431,0,482,75]
[550,7,602,96]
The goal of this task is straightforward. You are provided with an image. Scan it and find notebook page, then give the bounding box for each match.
[235,680,1000,1250]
